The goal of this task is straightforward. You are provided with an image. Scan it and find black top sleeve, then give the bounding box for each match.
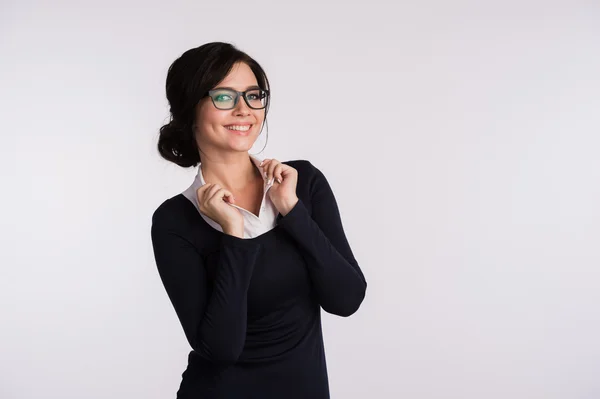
[150,211,263,366]
[276,161,367,316]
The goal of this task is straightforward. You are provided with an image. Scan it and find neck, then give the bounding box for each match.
[200,152,260,192]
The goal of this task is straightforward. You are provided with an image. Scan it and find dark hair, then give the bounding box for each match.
[157,42,271,167]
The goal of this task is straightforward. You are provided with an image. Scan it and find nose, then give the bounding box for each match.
[233,94,251,115]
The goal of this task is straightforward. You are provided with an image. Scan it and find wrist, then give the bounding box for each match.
[280,197,299,217]
[222,222,243,238]
[223,228,243,238]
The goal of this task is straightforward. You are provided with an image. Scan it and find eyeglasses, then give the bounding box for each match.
[205,88,270,110]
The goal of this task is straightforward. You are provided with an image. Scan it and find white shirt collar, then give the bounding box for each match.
[182,154,278,238]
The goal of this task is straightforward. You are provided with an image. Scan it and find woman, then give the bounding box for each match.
[150,42,367,398]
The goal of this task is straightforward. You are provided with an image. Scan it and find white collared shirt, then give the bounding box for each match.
[182,154,278,239]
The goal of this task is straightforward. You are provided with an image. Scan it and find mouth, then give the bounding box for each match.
[224,124,253,136]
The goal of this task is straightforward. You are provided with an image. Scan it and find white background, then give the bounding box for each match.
[2,0,599,398]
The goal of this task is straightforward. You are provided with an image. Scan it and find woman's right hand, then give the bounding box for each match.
[196,184,243,235]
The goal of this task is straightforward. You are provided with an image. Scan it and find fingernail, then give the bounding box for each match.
[276,178,281,184]
[259,160,264,166]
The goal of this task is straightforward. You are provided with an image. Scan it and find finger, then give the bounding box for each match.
[220,188,235,203]
[206,184,222,201]
[206,184,223,202]
[266,159,280,183]
[260,159,272,178]
[221,190,235,204]
[196,184,212,202]
[273,163,283,183]
[210,187,235,203]
[259,159,272,172]
[279,164,296,178]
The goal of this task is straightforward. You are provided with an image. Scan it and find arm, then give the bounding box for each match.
[276,162,367,317]
[150,212,263,366]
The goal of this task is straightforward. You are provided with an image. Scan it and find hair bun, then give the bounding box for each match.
[157,120,200,167]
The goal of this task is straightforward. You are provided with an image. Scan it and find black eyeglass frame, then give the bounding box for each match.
[204,88,270,110]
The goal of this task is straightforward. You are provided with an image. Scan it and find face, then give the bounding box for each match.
[194,62,266,157]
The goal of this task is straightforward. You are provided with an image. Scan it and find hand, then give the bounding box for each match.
[196,183,244,235]
[261,158,299,216]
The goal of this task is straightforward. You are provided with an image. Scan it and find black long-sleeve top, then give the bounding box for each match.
[150,160,367,398]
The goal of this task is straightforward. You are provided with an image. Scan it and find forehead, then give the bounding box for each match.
[216,62,258,90]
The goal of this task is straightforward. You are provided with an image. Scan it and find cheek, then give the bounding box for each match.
[203,116,228,132]
[254,111,266,125]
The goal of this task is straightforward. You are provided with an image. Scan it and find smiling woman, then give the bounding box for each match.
[151,42,367,399]
[157,46,271,168]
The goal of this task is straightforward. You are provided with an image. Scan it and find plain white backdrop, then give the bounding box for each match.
[1,0,599,398]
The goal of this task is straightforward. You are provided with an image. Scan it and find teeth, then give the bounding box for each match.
[226,125,251,131]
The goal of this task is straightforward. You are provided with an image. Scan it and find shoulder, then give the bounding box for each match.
[282,159,331,201]
[282,159,325,182]
[151,194,196,230]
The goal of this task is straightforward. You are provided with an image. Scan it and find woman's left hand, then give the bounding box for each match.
[261,158,299,216]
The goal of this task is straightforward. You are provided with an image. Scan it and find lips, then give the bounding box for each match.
[224,123,253,127]
[225,125,252,135]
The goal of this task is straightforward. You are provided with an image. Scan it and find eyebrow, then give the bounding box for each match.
[213,85,261,91]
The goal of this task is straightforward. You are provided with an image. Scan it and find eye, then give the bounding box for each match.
[247,90,266,100]
[215,94,233,102]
